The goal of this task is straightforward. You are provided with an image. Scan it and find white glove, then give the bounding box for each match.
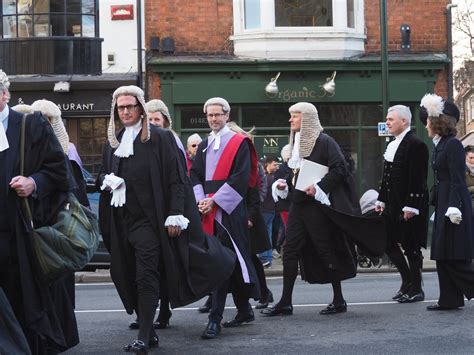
[313,183,331,206]
[100,173,125,191]
[445,207,462,225]
[110,183,126,207]
[272,179,288,202]
[164,215,190,229]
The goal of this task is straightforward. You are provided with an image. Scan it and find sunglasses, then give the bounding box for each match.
[191,144,198,148]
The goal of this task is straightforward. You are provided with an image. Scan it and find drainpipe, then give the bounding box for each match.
[380,0,389,116]
[446,3,458,102]
[136,0,143,89]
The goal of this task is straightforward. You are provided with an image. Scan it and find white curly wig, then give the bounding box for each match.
[203,97,231,113]
[145,99,172,128]
[288,102,323,158]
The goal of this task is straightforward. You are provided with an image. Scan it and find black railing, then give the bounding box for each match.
[0,37,103,75]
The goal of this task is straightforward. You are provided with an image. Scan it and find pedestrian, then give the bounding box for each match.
[98,87,234,352]
[375,105,429,303]
[262,102,375,317]
[465,146,474,215]
[0,71,77,353]
[420,93,474,311]
[259,156,280,268]
[187,133,202,172]
[190,97,260,339]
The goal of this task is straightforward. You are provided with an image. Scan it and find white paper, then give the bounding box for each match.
[295,159,329,191]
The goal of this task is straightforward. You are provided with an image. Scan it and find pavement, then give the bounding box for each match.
[75,248,436,283]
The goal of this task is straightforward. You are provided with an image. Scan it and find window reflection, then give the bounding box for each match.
[244,0,260,29]
[275,0,333,27]
[18,14,32,37]
[18,0,32,14]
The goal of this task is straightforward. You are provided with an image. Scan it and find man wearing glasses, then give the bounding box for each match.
[190,97,259,340]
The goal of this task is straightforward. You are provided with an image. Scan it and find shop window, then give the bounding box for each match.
[77,117,107,174]
[244,0,260,29]
[0,0,98,38]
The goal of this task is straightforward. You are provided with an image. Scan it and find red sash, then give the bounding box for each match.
[202,134,258,235]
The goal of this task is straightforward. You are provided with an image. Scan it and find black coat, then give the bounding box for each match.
[98,126,235,311]
[247,186,271,254]
[283,133,386,283]
[431,136,474,260]
[378,130,429,250]
[3,110,77,352]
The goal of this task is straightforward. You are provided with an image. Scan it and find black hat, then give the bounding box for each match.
[419,93,460,125]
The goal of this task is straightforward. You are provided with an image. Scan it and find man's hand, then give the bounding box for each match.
[198,198,215,215]
[167,225,182,237]
[375,204,384,213]
[403,211,416,221]
[10,176,35,197]
[304,185,316,197]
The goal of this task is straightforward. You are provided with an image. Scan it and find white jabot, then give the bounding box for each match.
[114,120,142,158]
[383,127,411,163]
[0,105,9,152]
[432,135,441,147]
[288,132,303,169]
[209,125,230,150]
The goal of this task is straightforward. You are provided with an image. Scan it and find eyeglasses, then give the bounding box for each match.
[206,113,226,118]
[117,104,139,112]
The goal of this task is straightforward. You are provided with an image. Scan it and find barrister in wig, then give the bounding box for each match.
[262,102,386,317]
[420,93,474,311]
[0,71,77,353]
[190,97,260,339]
[97,87,234,352]
[375,105,429,303]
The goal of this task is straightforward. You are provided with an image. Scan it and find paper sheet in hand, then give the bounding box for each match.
[295,159,329,191]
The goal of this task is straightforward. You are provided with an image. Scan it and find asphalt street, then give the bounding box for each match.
[68,272,474,354]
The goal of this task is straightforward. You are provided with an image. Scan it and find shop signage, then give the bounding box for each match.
[254,135,288,158]
[265,86,319,101]
[377,122,392,137]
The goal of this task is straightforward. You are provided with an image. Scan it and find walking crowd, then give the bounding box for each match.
[0,67,473,354]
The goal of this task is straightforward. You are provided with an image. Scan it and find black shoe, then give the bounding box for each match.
[392,284,411,300]
[426,303,459,311]
[260,304,293,317]
[148,336,159,348]
[128,319,140,330]
[319,301,347,315]
[397,291,425,303]
[201,320,221,339]
[223,311,255,328]
[255,290,274,309]
[123,339,148,353]
[154,311,172,329]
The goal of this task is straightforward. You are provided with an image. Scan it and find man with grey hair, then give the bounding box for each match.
[190,97,259,339]
[375,104,429,303]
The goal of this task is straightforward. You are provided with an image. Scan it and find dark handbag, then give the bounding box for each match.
[19,114,100,283]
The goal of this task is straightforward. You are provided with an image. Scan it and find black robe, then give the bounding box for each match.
[431,136,474,260]
[2,109,77,353]
[378,130,429,251]
[282,133,386,284]
[247,186,271,255]
[98,126,235,312]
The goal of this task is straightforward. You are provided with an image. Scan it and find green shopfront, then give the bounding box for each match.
[149,56,447,196]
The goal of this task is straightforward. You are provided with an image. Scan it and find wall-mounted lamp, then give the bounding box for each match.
[265,72,281,95]
[54,81,70,93]
[319,71,336,97]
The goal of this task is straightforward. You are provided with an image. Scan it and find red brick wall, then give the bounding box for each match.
[145,0,233,55]
[365,0,449,53]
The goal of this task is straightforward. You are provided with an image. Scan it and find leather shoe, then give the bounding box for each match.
[198,304,211,313]
[201,320,221,339]
[223,311,255,328]
[426,303,459,311]
[154,311,172,329]
[392,284,412,300]
[255,290,274,309]
[128,319,140,330]
[319,301,347,315]
[123,339,148,353]
[148,336,159,348]
[397,291,425,303]
[260,304,293,317]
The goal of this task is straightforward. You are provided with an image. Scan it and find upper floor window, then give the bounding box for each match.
[233,0,363,59]
[1,0,97,38]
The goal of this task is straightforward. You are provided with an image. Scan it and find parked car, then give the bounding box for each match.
[81,167,110,271]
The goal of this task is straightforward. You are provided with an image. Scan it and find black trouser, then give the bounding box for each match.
[209,261,252,323]
[436,260,474,308]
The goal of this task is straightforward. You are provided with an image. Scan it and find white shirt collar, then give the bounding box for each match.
[0,105,9,152]
[209,125,230,150]
[0,104,9,122]
[383,127,411,163]
[288,132,303,169]
[432,135,441,147]
[114,119,142,158]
